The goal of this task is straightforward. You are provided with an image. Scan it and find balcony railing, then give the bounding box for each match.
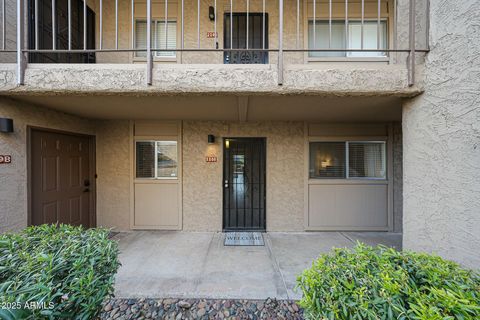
[0,0,429,86]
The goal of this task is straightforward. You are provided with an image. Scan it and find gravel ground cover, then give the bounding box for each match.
[100,297,303,320]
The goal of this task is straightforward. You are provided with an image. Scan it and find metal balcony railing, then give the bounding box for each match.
[0,0,429,86]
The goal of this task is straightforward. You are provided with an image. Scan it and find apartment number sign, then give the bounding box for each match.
[0,155,12,164]
[206,32,218,39]
[206,155,217,163]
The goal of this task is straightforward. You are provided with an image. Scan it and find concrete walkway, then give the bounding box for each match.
[113,231,401,300]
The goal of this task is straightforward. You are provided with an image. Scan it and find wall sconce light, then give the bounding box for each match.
[209,6,215,21]
[0,118,13,133]
[208,134,215,144]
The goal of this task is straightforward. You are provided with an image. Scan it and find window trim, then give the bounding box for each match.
[135,139,179,180]
[306,18,390,62]
[308,139,387,181]
[133,18,178,61]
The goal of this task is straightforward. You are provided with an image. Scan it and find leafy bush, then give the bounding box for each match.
[0,224,120,320]
[297,243,480,320]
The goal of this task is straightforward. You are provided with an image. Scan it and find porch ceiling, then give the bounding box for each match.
[11,94,402,122]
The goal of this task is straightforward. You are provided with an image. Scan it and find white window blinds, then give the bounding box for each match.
[308,20,387,58]
[348,142,386,178]
[156,21,177,57]
[135,20,176,58]
[309,141,386,179]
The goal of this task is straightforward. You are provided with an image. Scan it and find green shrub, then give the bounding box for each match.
[297,243,480,320]
[0,224,120,320]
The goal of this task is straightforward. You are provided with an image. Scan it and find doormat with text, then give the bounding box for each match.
[224,232,265,246]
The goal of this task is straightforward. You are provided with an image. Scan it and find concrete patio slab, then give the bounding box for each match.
[267,232,354,300]
[112,231,402,300]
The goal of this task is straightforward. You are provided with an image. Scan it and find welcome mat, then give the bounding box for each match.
[224,232,265,246]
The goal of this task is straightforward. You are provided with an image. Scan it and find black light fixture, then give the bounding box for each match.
[0,118,13,133]
[208,134,215,144]
[209,6,215,21]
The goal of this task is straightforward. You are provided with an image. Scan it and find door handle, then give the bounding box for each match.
[83,188,90,193]
[224,180,229,188]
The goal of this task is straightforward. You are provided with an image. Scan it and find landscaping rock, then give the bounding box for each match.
[100,297,303,319]
[178,300,191,309]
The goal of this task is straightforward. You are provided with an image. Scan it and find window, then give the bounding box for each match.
[309,142,346,178]
[349,142,386,178]
[135,20,177,58]
[136,141,178,179]
[308,20,387,58]
[309,141,386,179]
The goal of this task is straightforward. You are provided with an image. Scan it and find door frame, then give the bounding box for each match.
[27,126,97,228]
[222,137,267,231]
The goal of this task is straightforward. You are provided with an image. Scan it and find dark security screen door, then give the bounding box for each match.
[223,138,266,231]
[28,0,96,63]
[224,13,268,64]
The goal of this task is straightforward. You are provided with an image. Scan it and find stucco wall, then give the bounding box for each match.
[182,121,305,231]
[0,98,95,233]
[402,0,480,269]
[392,121,402,233]
[0,112,403,233]
[95,120,131,231]
[0,63,422,96]
[0,0,428,66]
[86,0,410,66]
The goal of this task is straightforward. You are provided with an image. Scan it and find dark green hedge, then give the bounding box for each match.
[0,224,120,320]
[297,243,480,320]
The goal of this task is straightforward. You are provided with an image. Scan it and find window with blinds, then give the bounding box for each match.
[349,142,386,178]
[309,142,346,178]
[136,141,155,178]
[308,20,387,57]
[135,20,177,58]
[309,141,386,179]
[136,140,178,179]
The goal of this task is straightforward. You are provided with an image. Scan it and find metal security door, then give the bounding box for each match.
[223,138,266,230]
[224,13,269,64]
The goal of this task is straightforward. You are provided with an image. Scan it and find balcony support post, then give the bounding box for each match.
[278,0,284,85]
[16,0,25,85]
[146,0,153,85]
[408,0,416,86]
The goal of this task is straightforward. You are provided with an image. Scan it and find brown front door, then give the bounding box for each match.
[30,129,94,227]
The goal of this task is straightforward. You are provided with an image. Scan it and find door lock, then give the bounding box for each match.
[224,180,229,188]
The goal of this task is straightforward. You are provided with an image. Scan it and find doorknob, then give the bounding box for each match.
[224,180,229,188]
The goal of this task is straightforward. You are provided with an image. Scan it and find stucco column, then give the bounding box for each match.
[402,0,480,269]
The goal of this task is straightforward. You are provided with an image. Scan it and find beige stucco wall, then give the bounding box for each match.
[0,0,428,68]
[0,97,95,233]
[402,0,480,269]
[0,102,131,233]
[182,121,305,231]
[392,121,402,233]
[0,110,403,234]
[93,0,403,65]
[95,120,131,231]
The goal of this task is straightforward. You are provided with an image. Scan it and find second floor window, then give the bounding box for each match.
[308,20,387,58]
[135,20,177,58]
